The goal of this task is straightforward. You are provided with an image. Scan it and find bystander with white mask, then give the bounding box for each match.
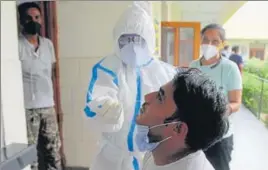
[189,23,242,170]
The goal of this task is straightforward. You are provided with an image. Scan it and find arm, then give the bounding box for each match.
[52,63,56,85]
[238,64,243,75]
[237,56,244,75]
[84,64,124,133]
[227,89,242,115]
[227,63,243,115]
[48,40,61,119]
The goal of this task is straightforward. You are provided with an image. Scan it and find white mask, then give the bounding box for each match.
[119,43,151,68]
[201,44,219,60]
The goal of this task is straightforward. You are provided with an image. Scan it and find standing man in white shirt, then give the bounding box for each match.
[18,2,62,170]
[190,23,242,170]
[135,68,229,170]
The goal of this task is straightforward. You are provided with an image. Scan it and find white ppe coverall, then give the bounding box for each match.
[84,2,176,170]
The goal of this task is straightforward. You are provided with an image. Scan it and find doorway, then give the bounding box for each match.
[161,22,201,66]
[34,1,65,165]
[250,48,265,60]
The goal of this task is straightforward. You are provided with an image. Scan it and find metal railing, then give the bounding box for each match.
[242,72,268,126]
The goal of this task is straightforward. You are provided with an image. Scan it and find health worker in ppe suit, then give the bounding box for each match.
[83,2,176,170]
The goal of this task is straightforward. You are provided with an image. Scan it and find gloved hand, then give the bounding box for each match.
[88,96,123,124]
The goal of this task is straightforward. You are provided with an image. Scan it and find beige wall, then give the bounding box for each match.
[1,1,28,146]
[57,1,132,167]
[265,44,268,60]
[1,1,30,170]
[169,1,245,26]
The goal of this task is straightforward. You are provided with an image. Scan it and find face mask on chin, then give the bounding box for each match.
[23,21,41,35]
[201,44,219,60]
[135,121,180,152]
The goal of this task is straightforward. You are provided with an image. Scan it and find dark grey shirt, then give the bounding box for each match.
[229,54,243,67]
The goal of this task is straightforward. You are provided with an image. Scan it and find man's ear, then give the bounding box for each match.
[173,122,188,137]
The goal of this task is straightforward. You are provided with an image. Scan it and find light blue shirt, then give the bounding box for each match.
[189,57,242,138]
[189,57,242,97]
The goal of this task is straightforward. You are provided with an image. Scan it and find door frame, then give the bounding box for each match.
[36,1,65,165]
[250,47,265,60]
[161,22,201,66]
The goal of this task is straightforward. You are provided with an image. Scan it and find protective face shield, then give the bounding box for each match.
[135,121,180,152]
[118,34,151,68]
[23,20,41,35]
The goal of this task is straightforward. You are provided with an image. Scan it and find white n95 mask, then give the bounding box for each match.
[201,44,219,60]
[119,43,151,68]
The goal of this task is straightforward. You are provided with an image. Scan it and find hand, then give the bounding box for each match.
[226,105,233,116]
[88,96,123,124]
[60,147,67,168]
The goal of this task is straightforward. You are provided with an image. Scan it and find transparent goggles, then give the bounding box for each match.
[118,34,146,49]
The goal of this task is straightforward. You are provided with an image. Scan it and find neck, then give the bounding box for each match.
[152,146,190,166]
[23,33,38,44]
[201,53,221,66]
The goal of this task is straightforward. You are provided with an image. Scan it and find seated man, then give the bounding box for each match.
[135,68,229,170]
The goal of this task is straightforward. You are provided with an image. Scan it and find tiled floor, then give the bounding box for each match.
[230,105,268,170]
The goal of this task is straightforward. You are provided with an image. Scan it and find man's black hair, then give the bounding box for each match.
[201,23,226,41]
[172,68,228,151]
[18,2,41,24]
[232,45,240,53]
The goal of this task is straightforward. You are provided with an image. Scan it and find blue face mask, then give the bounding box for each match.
[135,122,180,152]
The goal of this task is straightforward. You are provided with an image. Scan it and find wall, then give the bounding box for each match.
[169,2,222,27]
[1,0,28,147]
[265,44,268,60]
[57,1,133,167]
[168,1,245,27]
[152,1,162,56]
[1,1,29,170]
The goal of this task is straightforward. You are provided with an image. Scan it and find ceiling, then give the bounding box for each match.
[224,1,268,40]
[168,1,246,26]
